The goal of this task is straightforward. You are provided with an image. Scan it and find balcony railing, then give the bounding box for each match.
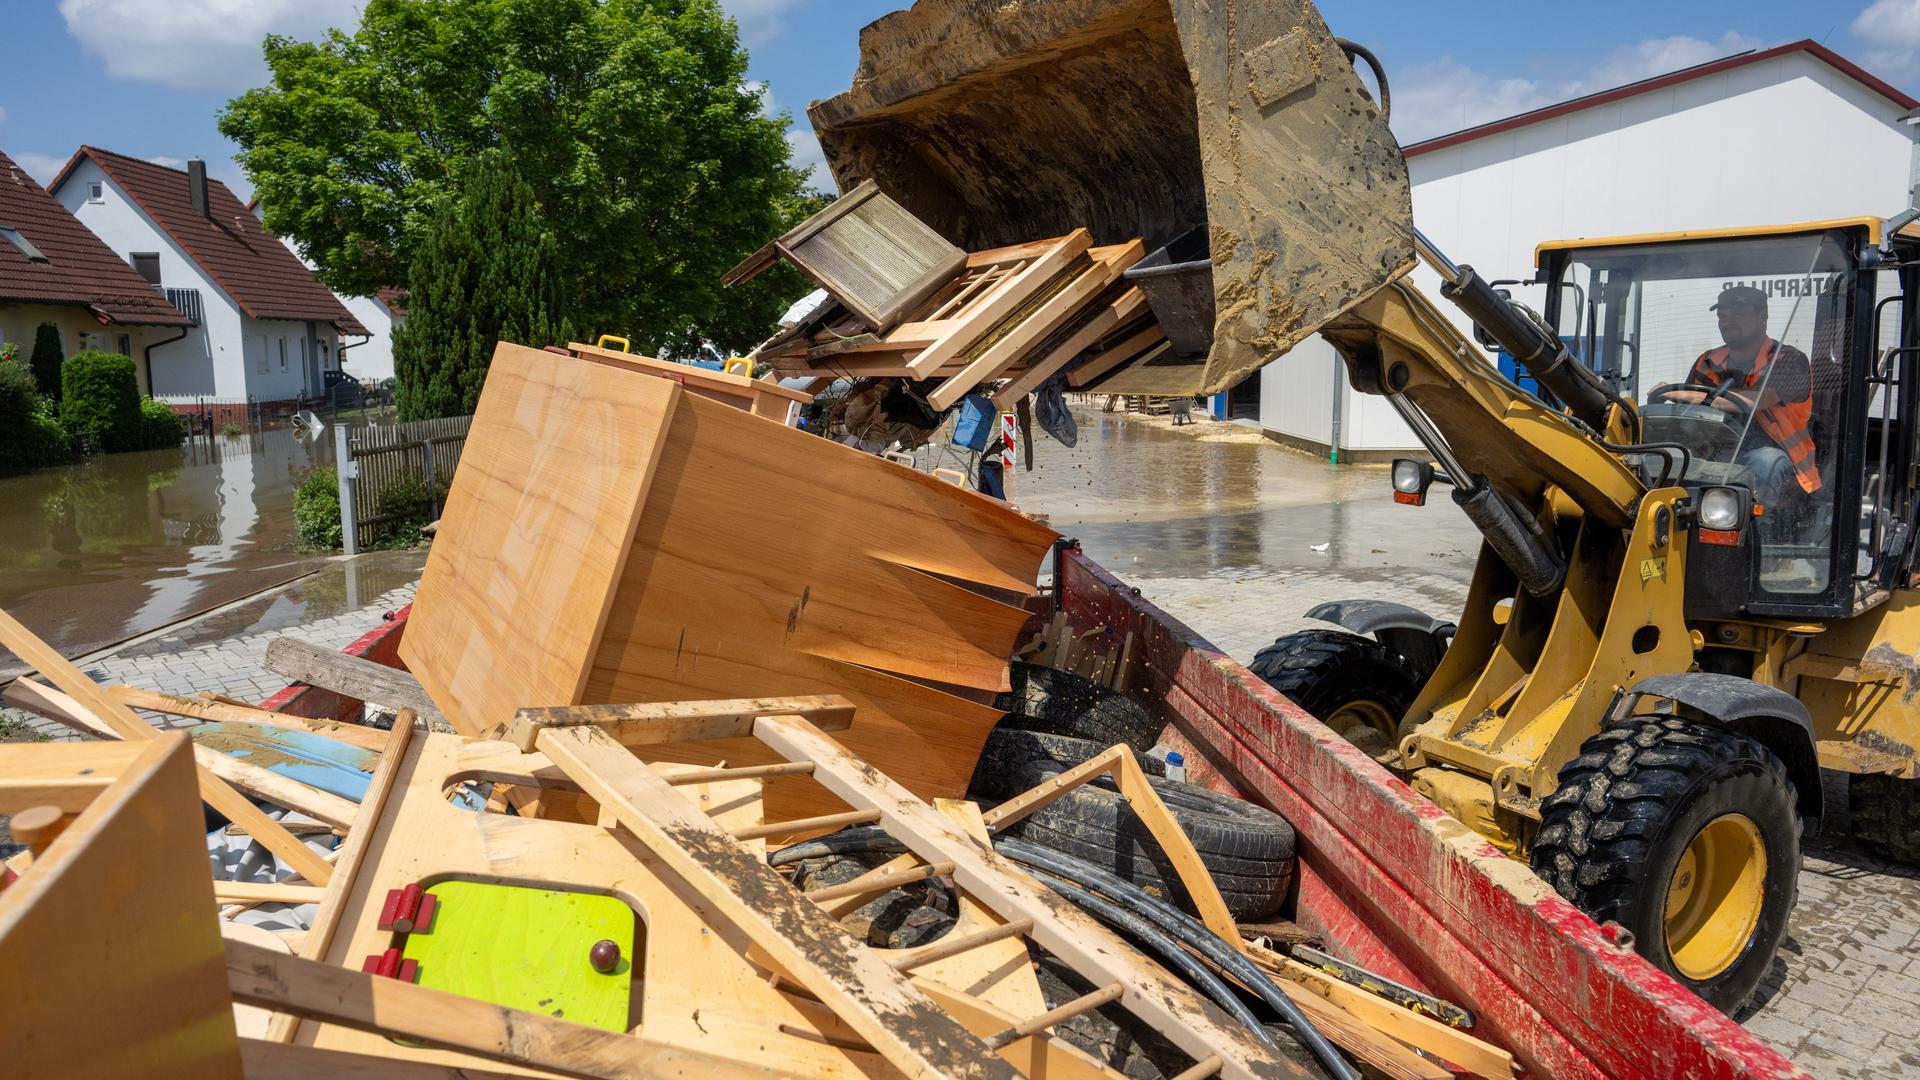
[164,287,203,326]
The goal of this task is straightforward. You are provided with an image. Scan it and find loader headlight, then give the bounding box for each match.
[1698,487,1743,530]
[1391,458,1435,507]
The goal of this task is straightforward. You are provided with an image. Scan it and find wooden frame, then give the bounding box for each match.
[1068,322,1170,388]
[569,342,811,423]
[991,286,1149,408]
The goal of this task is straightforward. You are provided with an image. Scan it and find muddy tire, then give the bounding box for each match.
[997,662,1164,752]
[1530,716,1801,1013]
[1849,773,1920,865]
[1248,629,1421,756]
[971,730,1295,920]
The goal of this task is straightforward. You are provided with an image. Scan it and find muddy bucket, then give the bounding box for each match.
[1123,224,1214,358]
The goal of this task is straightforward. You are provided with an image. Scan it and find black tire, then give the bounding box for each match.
[1530,716,1801,1013]
[1850,773,1920,864]
[1248,629,1421,756]
[996,662,1164,752]
[970,729,1296,920]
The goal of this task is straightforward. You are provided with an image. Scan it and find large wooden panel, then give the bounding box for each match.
[0,737,243,1079]
[401,344,681,736]
[404,347,1056,820]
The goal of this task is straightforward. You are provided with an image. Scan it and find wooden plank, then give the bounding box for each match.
[213,880,328,906]
[1,736,244,1078]
[238,1039,547,1079]
[906,230,1093,377]
[1267,984,1450,1080]
[928,240,1148,411]
[264,637,448,729]
[1069,323,1168,388]
[536,724,1020,1080]
[229,938,695,1079]
[113,686,389,751]
[0,741,138,813]
[398,344,681,739]
[752,716,1310,1080]
[572,343,812,404]
[266,709,418,1043]
[0,624,333,886]
[503,694,856,752]
[992,288,1148,408]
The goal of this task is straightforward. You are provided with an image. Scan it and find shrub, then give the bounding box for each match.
[29,322,64,400]
[368,473,445,549]
[0,356,70,473]
[294,466,343,551]
[138,398,186,449]
[221,422,243,438]
[61,351,142,452]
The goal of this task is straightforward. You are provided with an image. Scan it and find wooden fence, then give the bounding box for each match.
[333,415,472,553]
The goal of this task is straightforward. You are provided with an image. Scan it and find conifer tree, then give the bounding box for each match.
[28,322,64,401]
[392,152,572,420]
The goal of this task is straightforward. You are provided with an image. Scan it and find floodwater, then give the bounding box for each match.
[0,424,348,679]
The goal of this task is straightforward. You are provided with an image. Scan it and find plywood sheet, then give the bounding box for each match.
[401,345,680,738]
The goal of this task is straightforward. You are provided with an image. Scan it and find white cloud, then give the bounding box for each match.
[147,155,186,170]
[1390,32,1766,144]
[720,0,798,49]
[10,151,71,186]
[788,126,829,190]
[58,0,364,91]
[1855,0,1920,77]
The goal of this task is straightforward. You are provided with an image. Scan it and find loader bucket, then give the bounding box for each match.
[808,0,1416,395]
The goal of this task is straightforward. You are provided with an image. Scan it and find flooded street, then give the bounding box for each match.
[1016,406,1477,661]
[1,422,349,678]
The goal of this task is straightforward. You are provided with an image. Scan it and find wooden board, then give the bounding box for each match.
[264,637,448,729]
[401,345,680,744]
[906,230,1092,376]
[404,347,1057,821]
[1069,323,1169,388]
[992,287,1149,408]
[0,737,244,1078]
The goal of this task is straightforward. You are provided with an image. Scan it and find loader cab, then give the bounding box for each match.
[1539,220,1920,620]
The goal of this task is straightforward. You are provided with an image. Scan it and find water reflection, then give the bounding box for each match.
[0,424,349,674]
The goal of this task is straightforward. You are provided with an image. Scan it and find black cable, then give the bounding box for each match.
[996,838,1360,1080]
[1021,864,1279,1050]
[771,829,1357,1080]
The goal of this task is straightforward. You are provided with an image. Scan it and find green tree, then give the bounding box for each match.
[28,322,64,400]
[220,0,809,354]
[392,151,572,420]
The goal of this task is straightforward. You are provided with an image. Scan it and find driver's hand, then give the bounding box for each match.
[1711,394,1749,414]
[1661,390,1707,405]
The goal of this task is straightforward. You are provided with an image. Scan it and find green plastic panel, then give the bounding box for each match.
[401,880,634,1032]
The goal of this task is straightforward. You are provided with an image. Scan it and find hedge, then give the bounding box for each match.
[139,397,186,449]
[0,353,69,474]
[61,350,143,452]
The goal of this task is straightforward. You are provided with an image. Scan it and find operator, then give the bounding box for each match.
[1652,285,1820,509]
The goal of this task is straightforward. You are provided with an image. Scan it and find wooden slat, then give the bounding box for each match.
[237,1039,547,1079]
[928,240,1148,411]
[536,724,1020,1080]
[265,709,418,1043]
[505,694,856,752]
[212,880,327,906]
[0,626,333,886]
[751,716,1309,1080]
[117,686,389,751]
[804,860,954,903]
[906,230,1093,377]
[730,807,881,841]
[264,637,448,729]
[1069,323,1168,388]
[663,760,816,786]
[888,918,1035,971]
[986,983,1123,1048]
[0,740,139,812]
[992,287,1149,408]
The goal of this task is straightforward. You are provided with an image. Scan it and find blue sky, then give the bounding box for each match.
[7,1,1920,200]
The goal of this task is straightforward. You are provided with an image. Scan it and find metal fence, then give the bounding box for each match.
[334,414,472,553]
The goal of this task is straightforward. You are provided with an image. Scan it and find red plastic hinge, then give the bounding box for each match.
[379,883,425,932]
[362,947,403,979]
[409,892,437,934]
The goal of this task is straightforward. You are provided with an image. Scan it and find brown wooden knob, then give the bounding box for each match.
[10,805,68,850]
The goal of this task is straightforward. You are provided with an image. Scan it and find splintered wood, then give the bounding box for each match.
[401,342,1059,822]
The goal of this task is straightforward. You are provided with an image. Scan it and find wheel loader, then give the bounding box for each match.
[812,0,1920,1012]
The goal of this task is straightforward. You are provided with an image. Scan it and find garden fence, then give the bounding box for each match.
[334,414,472,553]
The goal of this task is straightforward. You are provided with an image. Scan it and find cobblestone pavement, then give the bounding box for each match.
[3,549,425,744]
[1020,406,1920,1079]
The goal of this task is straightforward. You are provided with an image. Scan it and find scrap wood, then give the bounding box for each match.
[907,229,1094,377]
[991,286,1150,409]
[237,1040,548,1079]
[502,694,857,752]
[263,636,450,730]
[0,613,335,886]
[142,686,388,751]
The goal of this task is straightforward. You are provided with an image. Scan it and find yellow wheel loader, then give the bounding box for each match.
[813,0,1920,1012]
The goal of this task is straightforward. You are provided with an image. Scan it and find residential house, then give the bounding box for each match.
[248,196,403,382]
[0,148,194,386]
[51,147,366,424]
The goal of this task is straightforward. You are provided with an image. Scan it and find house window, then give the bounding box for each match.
[87,181,104,204]
[130,252,161,286]
[319,342,331,370]
[0,226,48,262]
[278,338,287,370]
[116,333,131,356]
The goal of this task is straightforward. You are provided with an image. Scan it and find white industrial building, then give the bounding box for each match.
[1257,39,1920,460]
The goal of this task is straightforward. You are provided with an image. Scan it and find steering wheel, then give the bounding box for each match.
[1648,382,1755,422]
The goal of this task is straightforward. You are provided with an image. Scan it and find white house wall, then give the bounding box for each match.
[239,317,340,401]
[1259,50,1920,454]
[57,158,242,401]
[338,295,394,381]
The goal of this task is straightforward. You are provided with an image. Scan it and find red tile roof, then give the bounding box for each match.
[53,147,367,336]
[0,149,194,327]
[1404,40,1920,158]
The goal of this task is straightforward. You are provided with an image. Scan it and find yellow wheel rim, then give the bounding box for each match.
[1664,813,1767,980]
[1329,699,1399,756]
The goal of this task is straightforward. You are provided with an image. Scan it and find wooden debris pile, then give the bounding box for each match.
[731,180,1178,411]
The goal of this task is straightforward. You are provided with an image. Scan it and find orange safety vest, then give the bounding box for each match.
[1692,338,1821,495]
